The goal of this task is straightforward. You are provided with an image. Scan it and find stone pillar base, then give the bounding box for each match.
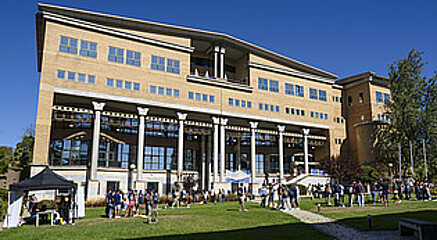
[87,179,100,201]
[134,180,147,190]
[211,182,231,192]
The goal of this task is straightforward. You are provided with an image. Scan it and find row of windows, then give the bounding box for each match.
[334,138,343,145]
[309,88,327,101]
[285,107,305,116]
[310,111,328,120]
[57,70,95,84]
[258,78,279,92]
[150,85,180,98]
[285,83,305,97]
[334,117,345,124]
[151,55,180,74]
[377,114,391,121]
[332,96,343,103]
[59,36,97,58]
[106,78,140,91]
[228,98,252,108]
[259,103,280,112]
[376,91,391,103]
[188,92,215,103]
[108,46,141,66]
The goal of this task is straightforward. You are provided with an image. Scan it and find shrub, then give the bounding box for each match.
[0,189,8,202]
[85,198,106,208]
[225,193,238,201]
[0,198,7,221]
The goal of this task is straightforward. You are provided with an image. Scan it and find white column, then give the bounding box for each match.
[207,134,212,190]
[212,117,220,182]
[214,46,219,78]
[278,125,285,183]
[220,47,226,79]
[91,101,105,180]
[220,118,228,182]
[302,128,310,174]
[136,107,149,181]
[177,112,188,182]
[201,135,206,190]
[249,121,258,193]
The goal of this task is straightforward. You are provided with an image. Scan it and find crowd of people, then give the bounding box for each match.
[258,183,301,211]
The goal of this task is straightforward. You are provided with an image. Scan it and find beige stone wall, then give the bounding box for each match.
[369,83,391,119]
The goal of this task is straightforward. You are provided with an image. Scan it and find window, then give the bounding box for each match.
[59,36,78,54]
[126,50,141,66]
[319,90,327,101]
[384,93,390,103]
[106,78,114,87]
[209,95,214,103]
[202,94,208,102]
[158,87,164,95]
[269,80,279,92]
[255,154,264,174]
[285,83,294,95]
[88,75,95,84]
[310,88,318,100]
[276,106,280,112]
[150,85,157,94]
[108,46,124,63]
[151,56,165,71]
[247,101,252,108]
[188,92,194,99]
[285,107,290,114]
[57,70,65,79]
[376,91,383,102]
[324,113,328,120]
[301,110,305,116]
[296,85,304,97]
[79,40,97,58]
[296,109,300,115]
[235,99,240,107]
[167,59,180,74]
[78,73,86,82]
[264,104,268,111]
[241,100,246,108]
[116,80,123,88]
[229,98,234,106]
[195,93,201,101]
[259,103,263,110]
[125,81,132,90]
[270,105,274,112]
[174,89,180,97]
[166,88,173,96]
[67,72,76,81]
[359,92,364,104]
[258,78,268,90]
[291,108,295,115]
[377,114,381,120]
[347,96,353,107]
[310,111,314,118]
[133,83,140,91]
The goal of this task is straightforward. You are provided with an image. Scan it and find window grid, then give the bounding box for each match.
[79,40,97,58]
[167,59,180,74]
[258,78,268,90]
[285,83,294,95]
[126,50,141,66]
[59,36,78,54]
[151,55,165,71]
[108,46,124,63]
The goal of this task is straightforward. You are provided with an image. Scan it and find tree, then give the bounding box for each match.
[13,127,35,180]
[0,146,13,173]
[318,155,361,182]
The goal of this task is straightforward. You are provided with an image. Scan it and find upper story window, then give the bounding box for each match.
[319,90,327,101]
[108,46,124,63]
[126,50,141,66]
[269,80,279,93]
[106,78,114,87]
[285,83,294,95]
[167,59,180,74]
[151,56,165,71]
[295,85,304,97]
[309,88,318,100]
[376,91,383,102]
[258,78,268,90]
[59,36,78,54]
[79,40,97,58]
[383,93,391,103]
[347,96,353,107]
[359,92,364,104]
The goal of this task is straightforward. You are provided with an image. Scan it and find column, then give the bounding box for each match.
[302,128,310,174]
[214,46,219,78]
[177,112,188,182]
[201,135,206,190]
[220,118,228,182]
[220,47,226,79]
[278,125,285,183]
[136,107,149,181]
[212,117,220,182]
[236,138,241,170]
[207,134,212,190]
[90,101,105,180]
[249,122,258,194]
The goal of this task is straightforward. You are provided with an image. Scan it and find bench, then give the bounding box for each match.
[398,218,437,240]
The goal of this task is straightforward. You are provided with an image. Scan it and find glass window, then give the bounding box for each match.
[125,81,132,90]
[256,154,264,174]
[88,75,95,84]
[78,73,86,82]
[106,78,114,87]
[79,40,97,58]
[348,96,353,107]
[376,91,383,102]
[269,80,279,93]
[188,92,194,99]
[301,110,305,116]
[291,108,295,115]
[174,89,180,98]
[209,95,214,103]
[247,101,252,108]
[116,80,123,88]
[315,112,319,118]
[285,107,290,114]
[167,59,180,74]
[384,93,390,103]
[158,87,164,95]
[259,103,263,110]
[241,100,246,108]
[270,105,274,112]
[311,111,314,118]
[57,70,65,79]
[166,88,173,96]
[67,72,76,81]
[151,56,165,71]
[202,94,208,102]
[150,85,157,94]
[324,113,328,120]
[264,104,269,111]
[258,78,268,90]
[195,93,201,101]
[133,83,140,91]
[276,106,280,112]
[126,50,141,66]
[310,88,318,100]
[285,83,294,95]
[235,99,240,107]
[296,109,300,115]
[296,85,304,97]
[319,90,327,101]
[229,98,234,106]
[377,114,381,120]
[59,36,78,54]
[108,46,124,63]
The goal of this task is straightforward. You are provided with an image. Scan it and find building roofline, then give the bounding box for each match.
[336,71,389,87]
[37,2,338,79]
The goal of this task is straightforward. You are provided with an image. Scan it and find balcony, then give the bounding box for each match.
[187,70,253,93]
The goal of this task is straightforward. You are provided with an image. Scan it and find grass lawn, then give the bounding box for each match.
[0,201,332,240]
[300,197,437,231]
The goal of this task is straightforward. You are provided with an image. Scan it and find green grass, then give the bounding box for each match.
[0,202,332,240]
[300,197,437,231]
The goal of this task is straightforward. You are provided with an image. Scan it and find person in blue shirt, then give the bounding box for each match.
[113,190,122,218]
[237,183,247,212]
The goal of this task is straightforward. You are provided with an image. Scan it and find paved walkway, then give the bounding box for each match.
[284,209,414,240]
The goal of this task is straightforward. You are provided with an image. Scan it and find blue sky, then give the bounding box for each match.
[0,0,436,147]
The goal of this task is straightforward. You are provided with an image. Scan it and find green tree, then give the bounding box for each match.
[0,146,13,173]
[13,127,35,180]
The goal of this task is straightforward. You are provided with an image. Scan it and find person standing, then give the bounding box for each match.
[237,184,247,212]
[357,181,365,207]
[381,179,390,207]
[259,184,267,208]
[371,182,378,204]
[113,190,122,219]
[267,184,275,208]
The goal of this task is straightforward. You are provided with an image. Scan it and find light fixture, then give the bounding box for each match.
[69,123,74,128]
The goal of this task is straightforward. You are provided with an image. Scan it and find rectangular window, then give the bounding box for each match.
[195,93,201,101]
[348,96,353,107]
[150,85,157,94]
[359,92,364,104]
[125,81,132,90]
[310,111,314,118]
[296,109,300,116]
[106,78,114,87]
[57,70,65,79]
[133,83,140,91]
[174,89,180,97]
[67,72,76,81]
[315,112,319,118]
[258,78,268,90]
[241,100,246,108]
[301,110,305,116]
[229,98,234,106]
[310,88,318,100]
[255,154,264,174]
[296,85,304,97]
[202,94,208,102]
[291,108,295,115]
[269,80,279,93]
[264,104,269,111]
[166,88,173,96]
[235,99,240,107]
[259,103,263,110]
[88,75,95,84]
[209,95,215,103]
[166,59,180,74]
[59,36,78,54]
[188,92,194,99]
[126,50,141,66]
[77,73,86,82]
[319,90,327,101]
[116,80,123,88]
[285,107,290,114]
[275,106,280,112]
[377,114,381,120]
[108,46,124,63]
[151,56,165,71]
[158,87,164,95]
[324,113,328,120]
[270,105,274,112]
[247,101,252,108]
[383,93,390,103]
[376,91,383,102]
[79,40,97,58]
[285,83,294,95]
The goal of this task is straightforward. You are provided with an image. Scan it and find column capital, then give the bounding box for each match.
[302,128,310,135]
[214,45,220,52]
[137,107,149,116]
[220,118,228,126]
[249,121,258,129]
[177,112,188,121]
[92,101,105,111]
[220,47,226,54]
[278,125,286,133]
[212,116,220,125]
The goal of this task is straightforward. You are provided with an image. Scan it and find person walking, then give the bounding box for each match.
[237,184,247,212]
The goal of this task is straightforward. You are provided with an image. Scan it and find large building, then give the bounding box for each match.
[32,3,390,199]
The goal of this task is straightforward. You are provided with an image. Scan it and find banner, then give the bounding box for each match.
[225,170,251,183]
[3,191,23,229]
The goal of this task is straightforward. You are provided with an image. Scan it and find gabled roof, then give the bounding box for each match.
[10,166,76,191]
[36,3,338,80]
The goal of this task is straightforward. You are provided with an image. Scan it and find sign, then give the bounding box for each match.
[225,170,251,183]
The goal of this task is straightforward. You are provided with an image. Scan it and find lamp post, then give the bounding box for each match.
[128,163,136,190]
[388,163,393,185]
